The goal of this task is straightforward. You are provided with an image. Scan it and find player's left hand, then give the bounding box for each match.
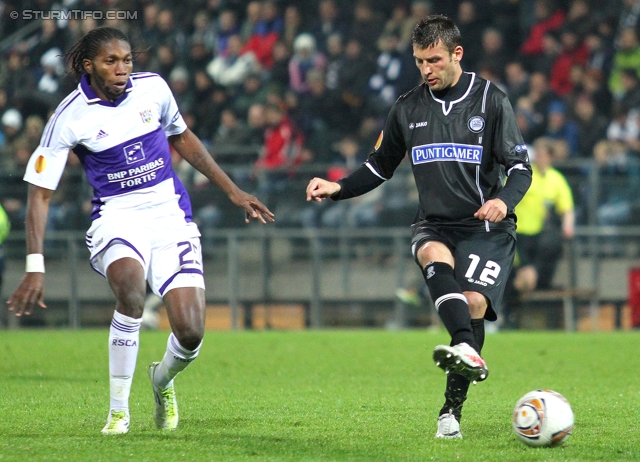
[230,190,275,224]
[474,198,507,223]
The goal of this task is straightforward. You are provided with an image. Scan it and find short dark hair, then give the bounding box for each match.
[412,15,461,54]
[64,27,131,81]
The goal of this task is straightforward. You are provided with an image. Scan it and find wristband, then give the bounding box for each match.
[26,253,45,273]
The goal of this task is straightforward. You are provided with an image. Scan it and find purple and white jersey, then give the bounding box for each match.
[24,72,191,221]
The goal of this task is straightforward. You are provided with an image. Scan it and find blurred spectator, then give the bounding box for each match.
[456,1,485,72]
[268,40,292,87]
[477,28,509,80]
[548,28,589,97]
[232,73,268,119]
[505,60,530,107]
[29,19,69,66]
[531,29,561,76]
[288,33,327,96]
[187,39,214,73]
[254,102,309,206]
[574,94,609,158]
[240,1,263,42]
[349,1,386,62]
[336,38,375,133]
[543,100,579,158]
[619,67,640,111]
[366,31,416,116]
[582,69,613,116]
[606,102,639,148]
[615,0,640,43]
[169,67,195,114]
[515,72,558,142]
[214,9,240,57]
[242,0,283,69]
[519,0,566,61]
[309,0,349,53]
[282,5,304,50]
[190,10,217,54]
[298,68,349,162]
[213,108,252,148]
[207,34,261,88]
[0,108,23,162]
[584,28,614,78]
[609,27,640,99]
[246,102,267,145]
[156,9,187,55]
[324,33,344,91]
[563,0,595,40]
[36,47,65,95]
[383,3,414,51]
[148,43,177,80]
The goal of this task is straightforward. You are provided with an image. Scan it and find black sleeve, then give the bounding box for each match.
[331,163,385,201]
[332,101,407,201]
[496,167,532,211]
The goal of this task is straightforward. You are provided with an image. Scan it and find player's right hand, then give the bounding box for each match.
[306,178,341,202]
[6,272,46,317]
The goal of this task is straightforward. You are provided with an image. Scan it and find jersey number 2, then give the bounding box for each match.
[465,254,500,285]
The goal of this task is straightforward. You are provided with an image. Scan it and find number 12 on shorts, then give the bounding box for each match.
[465,254,500,285]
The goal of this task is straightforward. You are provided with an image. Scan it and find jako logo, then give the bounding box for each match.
[112,339,138,346]
[409,121,428,129]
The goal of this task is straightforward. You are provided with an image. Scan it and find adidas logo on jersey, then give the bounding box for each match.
[96,129,109,140]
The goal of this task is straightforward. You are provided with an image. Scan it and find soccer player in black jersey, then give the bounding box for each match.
[306,15,531,439]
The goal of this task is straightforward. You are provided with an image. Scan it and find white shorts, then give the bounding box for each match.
[86,211,205,297]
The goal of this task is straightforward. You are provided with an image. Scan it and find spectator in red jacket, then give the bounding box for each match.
[520,0,566,57]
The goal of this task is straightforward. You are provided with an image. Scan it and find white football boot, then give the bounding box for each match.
[435,412,462,439]
[101,410,129,435]
[148,362,179,430]
[433,342,488,383]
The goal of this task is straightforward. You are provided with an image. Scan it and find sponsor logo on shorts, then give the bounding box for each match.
[412,143,483,165]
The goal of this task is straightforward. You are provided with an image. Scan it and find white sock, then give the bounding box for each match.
[108,310,142,414]
[153,332,202,390]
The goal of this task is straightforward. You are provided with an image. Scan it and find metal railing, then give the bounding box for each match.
[2,225,638,331]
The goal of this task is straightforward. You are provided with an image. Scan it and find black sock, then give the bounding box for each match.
[423,262,477,350]
[439,318,486,421]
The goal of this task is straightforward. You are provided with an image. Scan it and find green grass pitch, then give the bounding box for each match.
[1,329,639,461]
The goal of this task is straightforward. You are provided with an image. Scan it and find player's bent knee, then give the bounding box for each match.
[463,291,488,318]
[174,328,204,352]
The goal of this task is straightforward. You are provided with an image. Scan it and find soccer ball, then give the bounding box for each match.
[512,389,574,447]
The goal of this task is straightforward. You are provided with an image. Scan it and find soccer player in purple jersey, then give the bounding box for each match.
[7,27,274,435]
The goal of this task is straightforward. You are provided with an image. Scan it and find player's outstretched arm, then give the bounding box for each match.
[169,129,274,224]
[306,177,341,202]
[7,185,51,316]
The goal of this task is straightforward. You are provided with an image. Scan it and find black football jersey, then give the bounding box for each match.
[364,72,531,230]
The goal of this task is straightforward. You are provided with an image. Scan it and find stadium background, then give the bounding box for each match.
[0,0,639,331]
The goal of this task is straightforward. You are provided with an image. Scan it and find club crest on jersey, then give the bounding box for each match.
[139,108,153,124]
[123,142,146,164]
[467,115,485,133]
[412,143,483,165]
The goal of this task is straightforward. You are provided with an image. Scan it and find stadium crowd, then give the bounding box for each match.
[0,0,639,234]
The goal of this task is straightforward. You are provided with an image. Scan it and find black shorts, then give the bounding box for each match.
[410,221,516,322]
